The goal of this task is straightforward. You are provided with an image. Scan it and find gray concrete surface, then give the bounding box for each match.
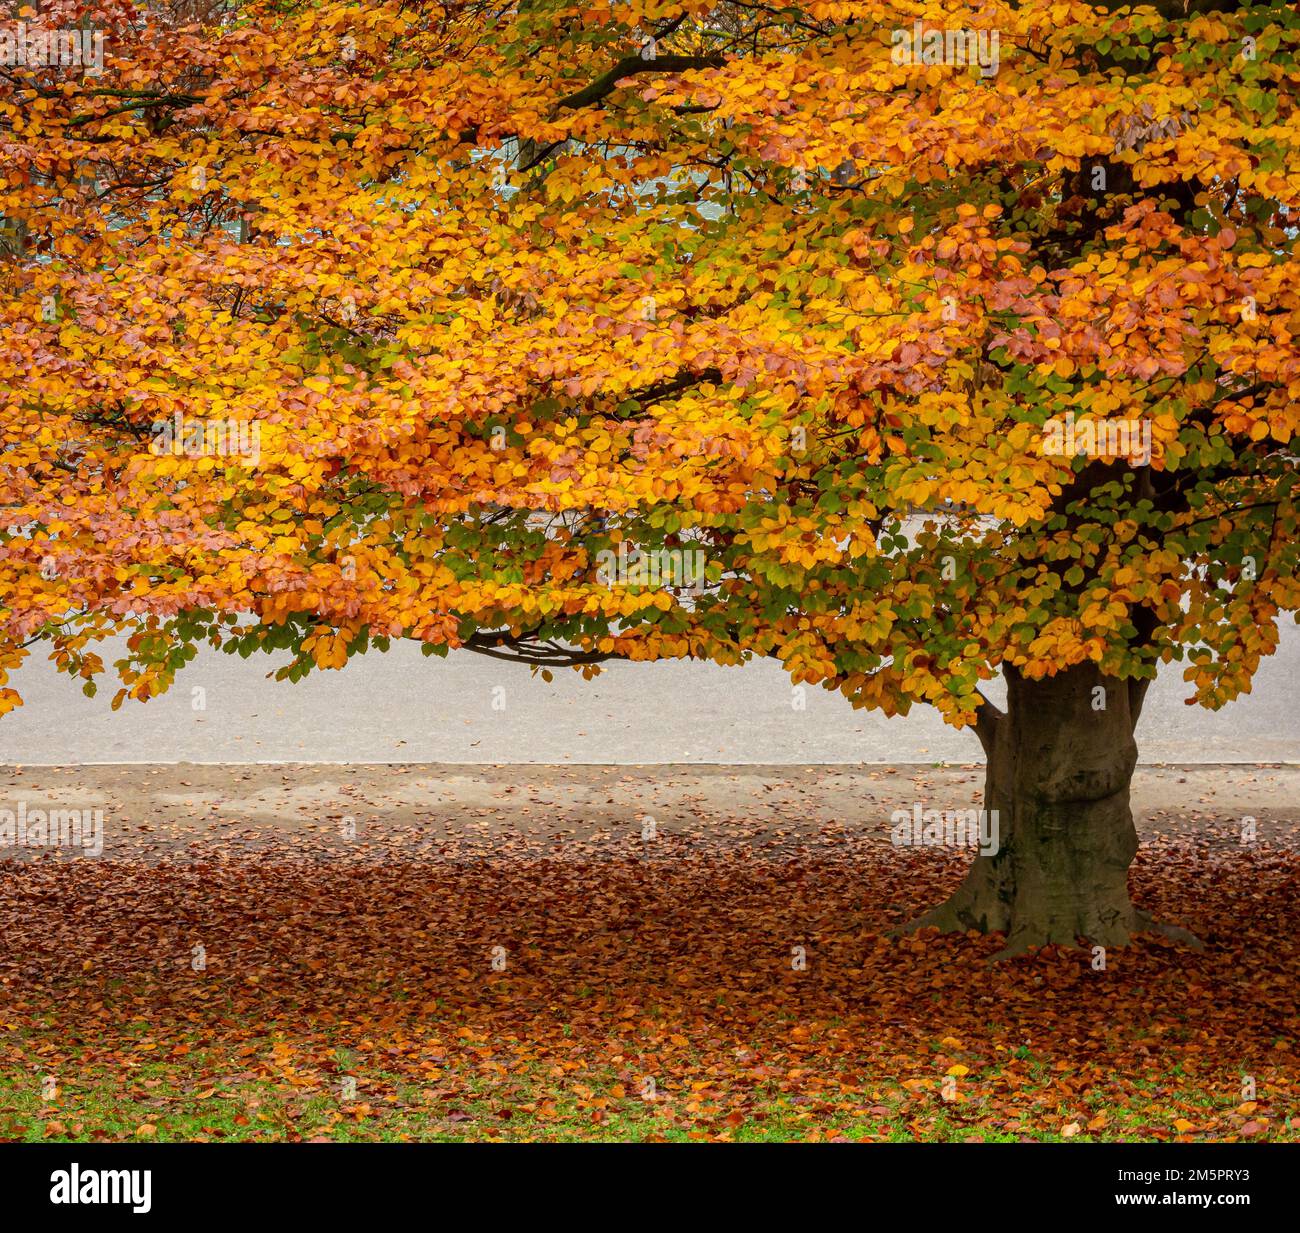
[1,622,1296,765]
[2,765,1294,859]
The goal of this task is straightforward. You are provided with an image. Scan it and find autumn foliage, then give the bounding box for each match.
[2,0,1296,721]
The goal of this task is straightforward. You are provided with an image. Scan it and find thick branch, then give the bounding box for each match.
[462,630,615,667]
[554,53,726,113]
[972,689,1005,757]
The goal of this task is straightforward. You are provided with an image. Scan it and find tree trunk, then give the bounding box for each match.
[909,662,1200,959]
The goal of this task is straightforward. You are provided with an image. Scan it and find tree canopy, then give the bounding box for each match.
[2,0,1297,737]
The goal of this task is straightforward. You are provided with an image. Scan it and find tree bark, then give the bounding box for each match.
[908,662,1201,959]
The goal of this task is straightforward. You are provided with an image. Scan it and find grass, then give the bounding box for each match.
[2,1041,1288,1143]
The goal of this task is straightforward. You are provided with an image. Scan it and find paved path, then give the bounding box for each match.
[1,624,1296,765]
[1,764,1294,858]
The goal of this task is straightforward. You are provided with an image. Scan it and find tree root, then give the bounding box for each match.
[895,897,1203,961]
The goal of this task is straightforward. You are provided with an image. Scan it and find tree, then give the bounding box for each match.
[2,0,1297,955]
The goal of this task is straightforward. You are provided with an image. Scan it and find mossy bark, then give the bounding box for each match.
[908,663,1200,959]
